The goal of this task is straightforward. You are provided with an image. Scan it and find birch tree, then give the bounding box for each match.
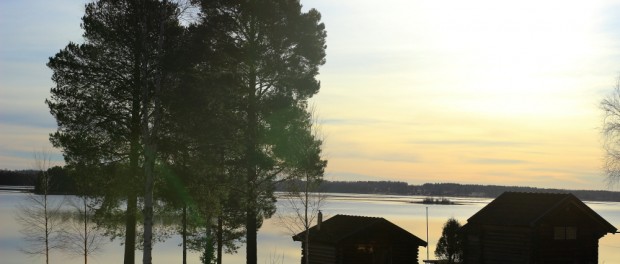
[16,151,63,264]
[276,110,326,264]
[59,196,105,264]
[601,79,620,188]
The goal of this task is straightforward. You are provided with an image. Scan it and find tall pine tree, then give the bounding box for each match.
[46,1,183,263]
[195,1,327,263]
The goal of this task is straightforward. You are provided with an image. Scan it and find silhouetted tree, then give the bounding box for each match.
[195,1,327,263]
[601,79,620,188]
[46,1,184,263]
[58,196,105,264]
[159,25,243,262]
[435,218,464,264]
[16,151,63,264]
[58,163,106,264]
[276,110,326,264]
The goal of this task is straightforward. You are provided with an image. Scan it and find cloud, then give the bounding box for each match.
[0,123,61,170]
[325,172,386,182]
[0,147,63,170]
[320,118,371,125]
[0,109,56,129]
[410,140,529,148]
[0,146,63,163]
[331,151,419,164]
[469,158,528,165]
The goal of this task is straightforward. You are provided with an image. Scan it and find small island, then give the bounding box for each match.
[419,197,456,205]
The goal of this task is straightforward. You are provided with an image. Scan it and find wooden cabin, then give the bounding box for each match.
[461,192,617,264]
[293,214,427,264]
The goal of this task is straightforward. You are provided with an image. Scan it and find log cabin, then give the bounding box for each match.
[293,214,427,264]
[461,192,617,264]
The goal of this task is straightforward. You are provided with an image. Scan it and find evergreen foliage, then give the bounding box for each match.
[435,218,464,264]
[192,1,327,263]
[46,1,327,264]
[47,1,184,263]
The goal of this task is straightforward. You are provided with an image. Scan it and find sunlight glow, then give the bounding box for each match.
[2,0,620,189]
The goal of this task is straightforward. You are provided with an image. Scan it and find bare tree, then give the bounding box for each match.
[277,184,325,264]
[59,196,105,264]
[16,151,63,264]
[276,110,327,264]
[601,78,620,188]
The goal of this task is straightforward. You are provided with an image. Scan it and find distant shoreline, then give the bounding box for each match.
[0,185,34,192]
[280,181,620,203]
[4,176,620,202]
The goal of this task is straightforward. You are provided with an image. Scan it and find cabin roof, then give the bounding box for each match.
[465,192,617,232]
[293,214,427,246]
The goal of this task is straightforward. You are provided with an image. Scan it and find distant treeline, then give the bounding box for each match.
[278,180,620,202]
[4,170,620,202]
[0,169,37,185]
[318,180,410,194]
[0,168,76,194]
[415,183,620,202]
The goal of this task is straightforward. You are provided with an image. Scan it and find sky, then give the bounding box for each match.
[2,0,620,190]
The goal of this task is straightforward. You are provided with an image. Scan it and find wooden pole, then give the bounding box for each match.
[426,206,429,261]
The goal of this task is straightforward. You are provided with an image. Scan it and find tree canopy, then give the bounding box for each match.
[47,1,327,264]
[47,0,184,263]
[193,1,327,263]
[435,218,464,264]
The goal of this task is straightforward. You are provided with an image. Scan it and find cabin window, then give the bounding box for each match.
[554,226,577,240]
[566,227,577,239]
[356,243,374,253]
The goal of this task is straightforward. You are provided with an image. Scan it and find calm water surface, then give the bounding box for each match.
[1,192,619,264]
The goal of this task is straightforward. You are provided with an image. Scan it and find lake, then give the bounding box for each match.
[1,191,619,264]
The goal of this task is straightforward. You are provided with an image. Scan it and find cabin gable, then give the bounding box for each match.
[293,214,426,264]
[462,192,617,264]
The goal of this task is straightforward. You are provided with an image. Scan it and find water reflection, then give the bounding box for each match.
[2,192,618,264]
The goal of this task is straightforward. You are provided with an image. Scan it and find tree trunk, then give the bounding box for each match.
[142,147,155,264]
[304,176,309,264]
[246,207,257,264]
[125,128,139,264]
[124,130,139,264]
[84,197,88,264]
[141,0,166,263]
[125,0,144,262]
[124,194,137,264]
[245,58,259,264]
[217,216,223,264]
[182,205,187,264]
[44,174,49,264]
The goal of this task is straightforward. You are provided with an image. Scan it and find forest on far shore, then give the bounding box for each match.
[3,169,619,202]
[311,181,620,202]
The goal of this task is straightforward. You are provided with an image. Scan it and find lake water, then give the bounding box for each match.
[1,191,619,264]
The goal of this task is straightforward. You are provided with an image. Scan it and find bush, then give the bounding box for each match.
[435,218,463,263]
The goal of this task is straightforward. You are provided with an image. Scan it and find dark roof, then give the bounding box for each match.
[465,192,617,232]
[293,214,427,247]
